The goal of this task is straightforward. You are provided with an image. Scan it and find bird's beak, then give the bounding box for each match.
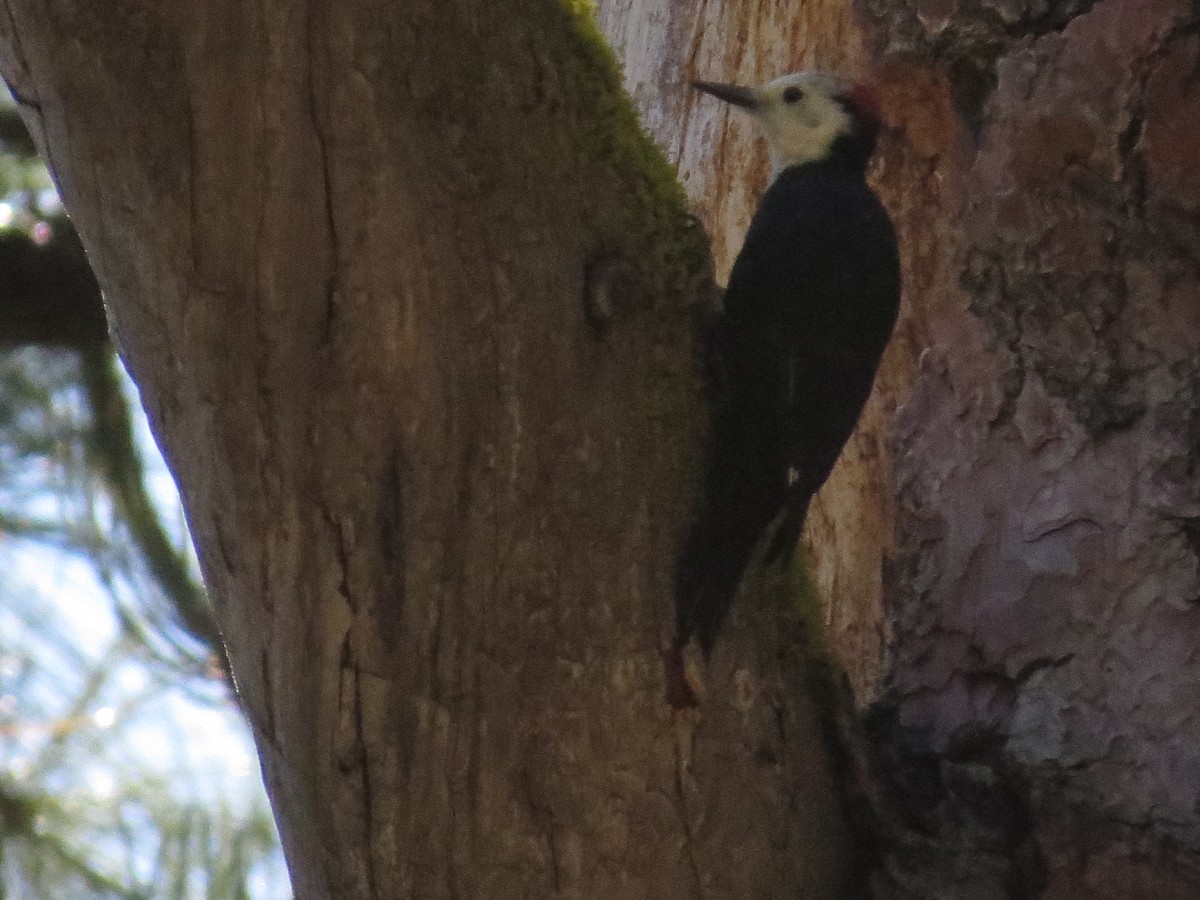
[692,80,759,110]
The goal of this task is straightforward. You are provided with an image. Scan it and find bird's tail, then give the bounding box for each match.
[673,521,753,655]
[762,486,813,568]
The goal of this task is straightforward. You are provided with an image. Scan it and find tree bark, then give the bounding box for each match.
[0,2,866,898]
[851,0,1200,894]
[12,0,1196,895]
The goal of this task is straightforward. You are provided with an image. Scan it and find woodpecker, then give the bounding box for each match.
[667,72,900,705]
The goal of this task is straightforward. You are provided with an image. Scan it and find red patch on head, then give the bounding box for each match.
[845,81,883,123]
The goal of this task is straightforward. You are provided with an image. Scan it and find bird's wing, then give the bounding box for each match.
[718,170,901,514]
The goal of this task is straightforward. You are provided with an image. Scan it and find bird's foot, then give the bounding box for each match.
[662,644,704,708]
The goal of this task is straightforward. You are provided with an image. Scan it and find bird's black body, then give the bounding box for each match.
[674,143,900,657]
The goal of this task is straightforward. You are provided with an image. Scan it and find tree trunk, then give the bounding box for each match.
[0,2,867,898]
[10,0,1197,895]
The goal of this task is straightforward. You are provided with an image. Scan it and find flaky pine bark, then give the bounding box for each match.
[0,2,868,898]
[865,2,1200,895]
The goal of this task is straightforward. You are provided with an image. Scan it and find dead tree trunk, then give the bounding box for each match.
[602,0,1200,896]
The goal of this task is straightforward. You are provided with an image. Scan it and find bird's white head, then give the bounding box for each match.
[693,71,882,174]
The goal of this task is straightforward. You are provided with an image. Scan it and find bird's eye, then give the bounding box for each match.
[782,86,804,104]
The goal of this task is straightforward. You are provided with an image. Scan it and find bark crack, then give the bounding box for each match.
[325,508,353,608]
[1003,0,1105,39]
[260,647,277,747]
[671,721,707,900]
[521,763,563,895]
[352,663,380,900]
[336,637,381,899]
[305,0,341,344]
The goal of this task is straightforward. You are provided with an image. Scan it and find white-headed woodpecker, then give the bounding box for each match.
[667,72,900,706]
